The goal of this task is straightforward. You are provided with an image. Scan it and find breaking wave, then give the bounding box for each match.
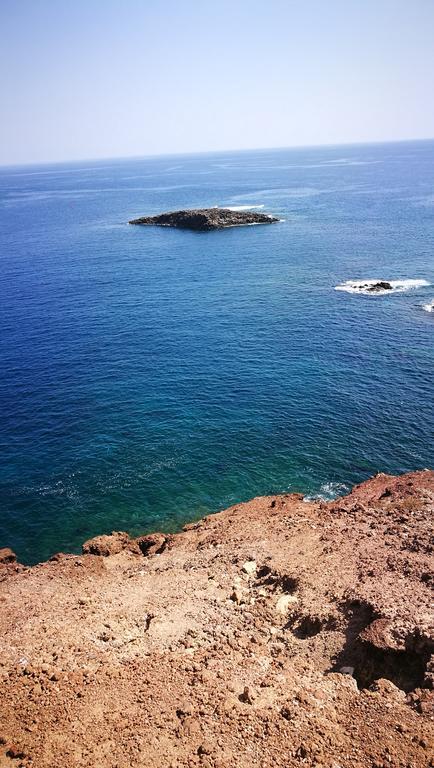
[335,278,429,295]
[304,482,350,502]
[422,300,434,313]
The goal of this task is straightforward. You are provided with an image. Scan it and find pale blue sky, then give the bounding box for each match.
[1,0,434,165]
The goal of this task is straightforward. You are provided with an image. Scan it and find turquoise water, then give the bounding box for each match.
[1,141,433,564]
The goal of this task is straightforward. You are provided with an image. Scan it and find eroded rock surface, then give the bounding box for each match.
[0,470,433,767]
[365,281,393,292]
[129,208,279,230]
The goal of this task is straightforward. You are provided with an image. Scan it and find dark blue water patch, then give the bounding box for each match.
[1,141,433,564]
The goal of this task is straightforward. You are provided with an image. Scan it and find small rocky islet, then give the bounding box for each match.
[129,207,279,231]
[363,280,393,292]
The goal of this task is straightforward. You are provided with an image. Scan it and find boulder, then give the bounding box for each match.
[0,547,16,564]
[82,531,139,557]
[136,533,167,556]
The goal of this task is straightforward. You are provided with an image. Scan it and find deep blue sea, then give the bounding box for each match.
[1,141,433,564]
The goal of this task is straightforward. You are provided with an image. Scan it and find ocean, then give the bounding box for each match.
[1,141,433,564]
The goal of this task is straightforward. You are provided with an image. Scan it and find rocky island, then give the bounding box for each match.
[1,470,433,767]
[129,208,279,231]
[363,281,393,292]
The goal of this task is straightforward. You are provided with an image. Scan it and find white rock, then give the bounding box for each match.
[242,560,257,575]
[275,594,298,614]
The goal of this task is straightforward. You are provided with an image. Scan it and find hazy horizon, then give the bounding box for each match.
[2,136,434,172]
[2,0,434,166]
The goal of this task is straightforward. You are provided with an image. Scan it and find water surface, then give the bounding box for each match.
[1,141,433,563]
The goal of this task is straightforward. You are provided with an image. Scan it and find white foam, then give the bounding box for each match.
[304,482,349,502]
[422,300,434,313]
[334,278,430,295]
[218,221,272,228]
[221,204,265,211]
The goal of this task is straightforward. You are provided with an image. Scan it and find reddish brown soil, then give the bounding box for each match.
[0,470,433,768]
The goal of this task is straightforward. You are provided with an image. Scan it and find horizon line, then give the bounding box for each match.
[1,135,434,171]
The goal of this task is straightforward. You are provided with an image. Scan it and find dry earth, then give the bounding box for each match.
[0,470,433,768]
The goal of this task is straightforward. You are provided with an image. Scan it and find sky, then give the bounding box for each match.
[1,0,434,166]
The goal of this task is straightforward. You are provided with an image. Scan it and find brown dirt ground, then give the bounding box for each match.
[0,469,433,768]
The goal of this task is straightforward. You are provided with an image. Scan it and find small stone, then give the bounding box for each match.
[296,743,308,759]
[242,560,257,575]
[5,745,25,760]
[239,686,256,704]
[198,741,214,756]
[275,594,298,614]
[230,589,244,604]
[339,666,355,676]
[176,702,194,718]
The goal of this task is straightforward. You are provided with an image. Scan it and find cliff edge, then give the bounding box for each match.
[0,470,433,767]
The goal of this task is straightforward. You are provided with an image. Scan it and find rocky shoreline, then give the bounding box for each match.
[1,469,433,767]
[129,208,279,231]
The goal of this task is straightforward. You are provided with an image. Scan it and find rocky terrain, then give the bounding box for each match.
[129,208,279,230]
[364,281,393,292]
[0,469,433,768]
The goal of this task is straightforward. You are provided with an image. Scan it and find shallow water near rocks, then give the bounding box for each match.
[1,140,433,564]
